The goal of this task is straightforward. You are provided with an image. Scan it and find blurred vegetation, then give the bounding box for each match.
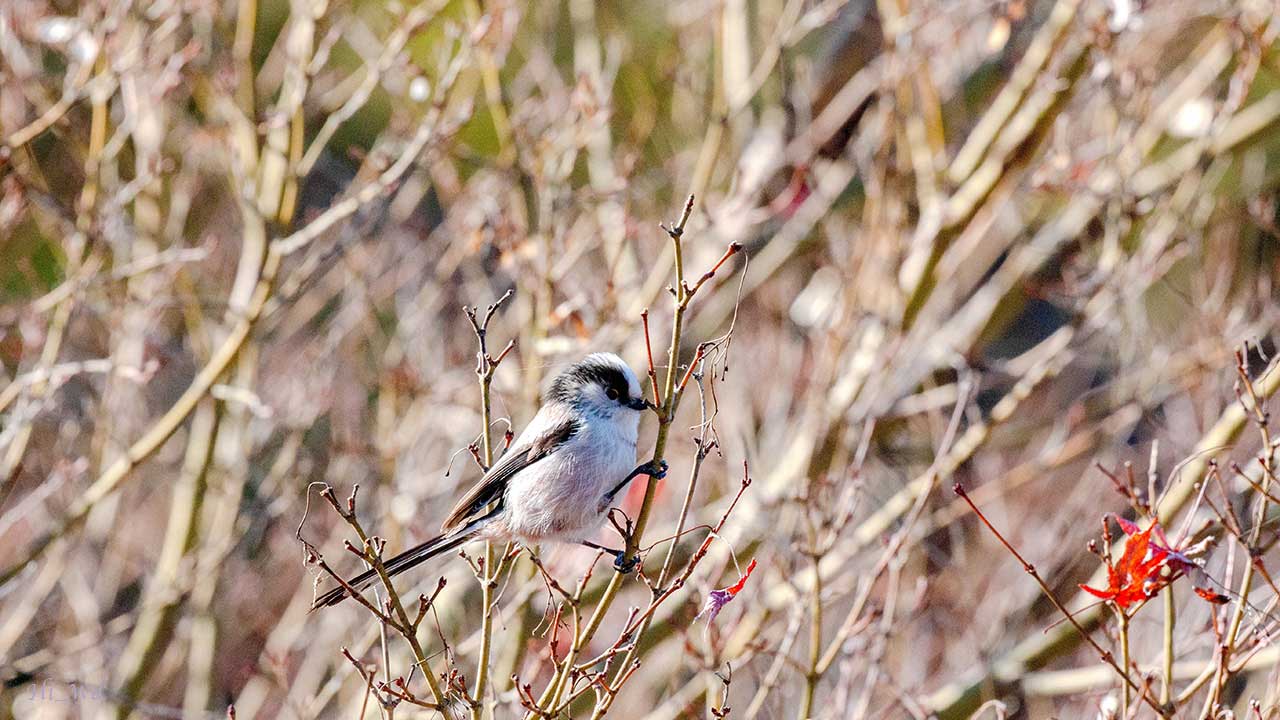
[4,0,1280,717]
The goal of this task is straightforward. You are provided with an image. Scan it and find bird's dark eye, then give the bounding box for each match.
[606,388,620,401]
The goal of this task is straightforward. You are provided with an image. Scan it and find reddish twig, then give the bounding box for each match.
[953,483,1171,717]
[684,242,743,301]
[677,342,710,395]
[640,308,661,407]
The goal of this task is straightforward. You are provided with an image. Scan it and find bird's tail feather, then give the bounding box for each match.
[311,521,484,610]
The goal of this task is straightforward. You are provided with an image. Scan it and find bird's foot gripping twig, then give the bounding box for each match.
[604,460,668,502]
[580,539,639,574]
[612,553,639,574]
[595,462,665,573]
[600,508,641,574]
[641,459,668,480]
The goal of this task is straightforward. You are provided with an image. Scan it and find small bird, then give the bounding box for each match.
[312,352,666,609]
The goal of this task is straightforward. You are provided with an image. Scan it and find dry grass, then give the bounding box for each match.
[4,0,1280,717]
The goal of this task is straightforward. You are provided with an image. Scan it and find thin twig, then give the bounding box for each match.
[953,484,1171,717]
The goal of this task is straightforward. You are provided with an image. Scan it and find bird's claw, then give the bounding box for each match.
[613,552,639,574]
[643,459,668,480]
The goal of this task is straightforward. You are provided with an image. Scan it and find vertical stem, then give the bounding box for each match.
[799,551,822,720]
[1162,587,1174,705]
[112,400,219,719]
[78,53,110,231]
[656,390,709,587]
[469,293,513,718]
[232,0,257,115]
[1211,350,1277,704]
[1117,607,1130,718]
[533,197,697,718]
[622,196,695,564]
[474,374,496,719]
[590,374,713,719]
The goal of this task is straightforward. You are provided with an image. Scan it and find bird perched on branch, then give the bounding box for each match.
[312,352,666,609]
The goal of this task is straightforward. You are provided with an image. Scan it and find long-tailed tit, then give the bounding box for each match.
[312,352,666,609]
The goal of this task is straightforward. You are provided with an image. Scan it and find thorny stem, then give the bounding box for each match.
[464,288,515,718]
[341,648,379,715]
[953,484,1171,718]
[656,363,713,588]
[324,487,447,707]
[1230,460,1280,506]
[625,204,740,576]
[464,288,514,468]
[532,196,742,717]
[576,471,753,673]
[1207,345,1276,712]
[593,355,719,718]
[533,196,694,715]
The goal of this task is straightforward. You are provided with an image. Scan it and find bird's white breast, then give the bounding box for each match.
[502,406,639,543]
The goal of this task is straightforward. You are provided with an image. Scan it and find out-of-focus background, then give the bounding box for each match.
[3,0,1280,717]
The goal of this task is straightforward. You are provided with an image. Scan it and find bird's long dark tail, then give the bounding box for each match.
[311,522,484,610]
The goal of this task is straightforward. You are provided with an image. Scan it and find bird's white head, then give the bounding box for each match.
[548,353,648,422]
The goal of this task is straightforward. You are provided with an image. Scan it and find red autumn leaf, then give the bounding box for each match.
[1080,523,1170,609]
[1107,513,1205,575]
[1194,586,1230,604]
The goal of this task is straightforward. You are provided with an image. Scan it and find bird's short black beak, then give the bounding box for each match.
[628,397,651,411]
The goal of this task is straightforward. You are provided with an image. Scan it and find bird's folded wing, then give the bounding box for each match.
[440,417,580,532]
